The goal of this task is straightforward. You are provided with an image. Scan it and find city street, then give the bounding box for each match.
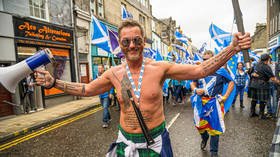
[0,95,276,157]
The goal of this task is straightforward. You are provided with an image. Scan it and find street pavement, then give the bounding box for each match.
[0,95,277,157]
[0,96,100,143]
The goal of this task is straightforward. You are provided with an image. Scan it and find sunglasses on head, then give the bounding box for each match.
[121,37,143,47]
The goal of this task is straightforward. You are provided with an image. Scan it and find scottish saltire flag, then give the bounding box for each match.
[108,29,121,54]
[237,52,243,63]
[209,23,232,47]
[249,50,260,62]
[171,44,187,53]
[174,30,189,46]
[173,51,182,63]
[121,5,133,20]
[155,49,163,61]
[143,48,156,59]
[91,16,111,52]
[143,48,163,61]
[172,44,190,59]
[218,68,236,113]
[193,53,203,63]
[214,47,220,55]
[198,42,207,54]
[162,79,170,96]
[167,51,174,61]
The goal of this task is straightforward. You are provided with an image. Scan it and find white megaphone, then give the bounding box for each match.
[0,48,54,93]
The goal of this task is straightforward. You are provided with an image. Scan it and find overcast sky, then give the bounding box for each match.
[150,0,267,49]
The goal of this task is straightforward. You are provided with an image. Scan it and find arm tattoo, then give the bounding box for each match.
[82,84,85,95]
[55,80,86,96]
[121,73,132,111]
[201,46,235,76]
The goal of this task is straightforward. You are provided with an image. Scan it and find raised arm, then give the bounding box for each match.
[35,69,113,97]
[164,32,251,80]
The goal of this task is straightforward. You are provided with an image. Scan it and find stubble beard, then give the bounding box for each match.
[125,48,142,61]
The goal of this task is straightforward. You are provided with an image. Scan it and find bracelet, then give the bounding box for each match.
[63,82,67,91]
[45,78,56,89]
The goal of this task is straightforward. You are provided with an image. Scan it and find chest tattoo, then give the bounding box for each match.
[121,73,132,111]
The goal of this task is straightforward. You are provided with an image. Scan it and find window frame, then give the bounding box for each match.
[97,0,104,18]
[29,0,49,21]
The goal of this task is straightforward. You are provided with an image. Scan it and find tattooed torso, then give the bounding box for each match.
[110,60,165,133]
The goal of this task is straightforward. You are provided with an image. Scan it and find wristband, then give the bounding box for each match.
[63,81,67,91]
[45,78,56,89]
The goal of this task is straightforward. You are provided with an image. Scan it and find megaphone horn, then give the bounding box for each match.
[0,48,54,93]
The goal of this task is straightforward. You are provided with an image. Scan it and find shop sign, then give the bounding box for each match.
[13,17,73,44]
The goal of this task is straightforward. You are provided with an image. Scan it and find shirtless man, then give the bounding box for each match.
[35,20,251,156]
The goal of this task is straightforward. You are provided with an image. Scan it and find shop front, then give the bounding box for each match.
[13,16,75,109]
[269,35,280,62]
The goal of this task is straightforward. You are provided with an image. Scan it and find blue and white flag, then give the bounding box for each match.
[174,30,189,46]
[237,52,243,63]
[91,16,111,52]
[193,53,203,63]
[143,48,156,59]
[209,23,232,48]
[214,47,220,55]
[155,49,164,61]
[249,50,260,62]
[198,42,207,54]
[121,5,133,20]
[167,51,174,61]
[143,48,163,61]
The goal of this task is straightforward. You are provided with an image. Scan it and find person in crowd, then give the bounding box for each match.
[173,79,183,105]
[22,73,36,113]
[248,53,280,119]
[97,64,114,128]
[190,50,235,157]
[266,60,278,118]
[232,62,247,108]
[35,20,251,156]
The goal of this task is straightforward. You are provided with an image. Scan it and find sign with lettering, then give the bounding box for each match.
[13,17,73,45]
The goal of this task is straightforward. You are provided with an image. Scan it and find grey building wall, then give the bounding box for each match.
[0,12,15,62]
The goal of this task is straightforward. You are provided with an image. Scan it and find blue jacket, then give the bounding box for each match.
[99,88,114,99]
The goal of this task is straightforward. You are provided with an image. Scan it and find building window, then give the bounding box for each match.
[97,0,104,18]
[144,0,148,7]
[139,14,146,28]
[29,0,48,20]
[90,0,96,16]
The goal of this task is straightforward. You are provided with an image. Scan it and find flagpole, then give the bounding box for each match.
[231,0,251,69]
[209,22,212,49]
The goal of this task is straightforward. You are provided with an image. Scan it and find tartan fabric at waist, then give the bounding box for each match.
[118,121,166,143]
